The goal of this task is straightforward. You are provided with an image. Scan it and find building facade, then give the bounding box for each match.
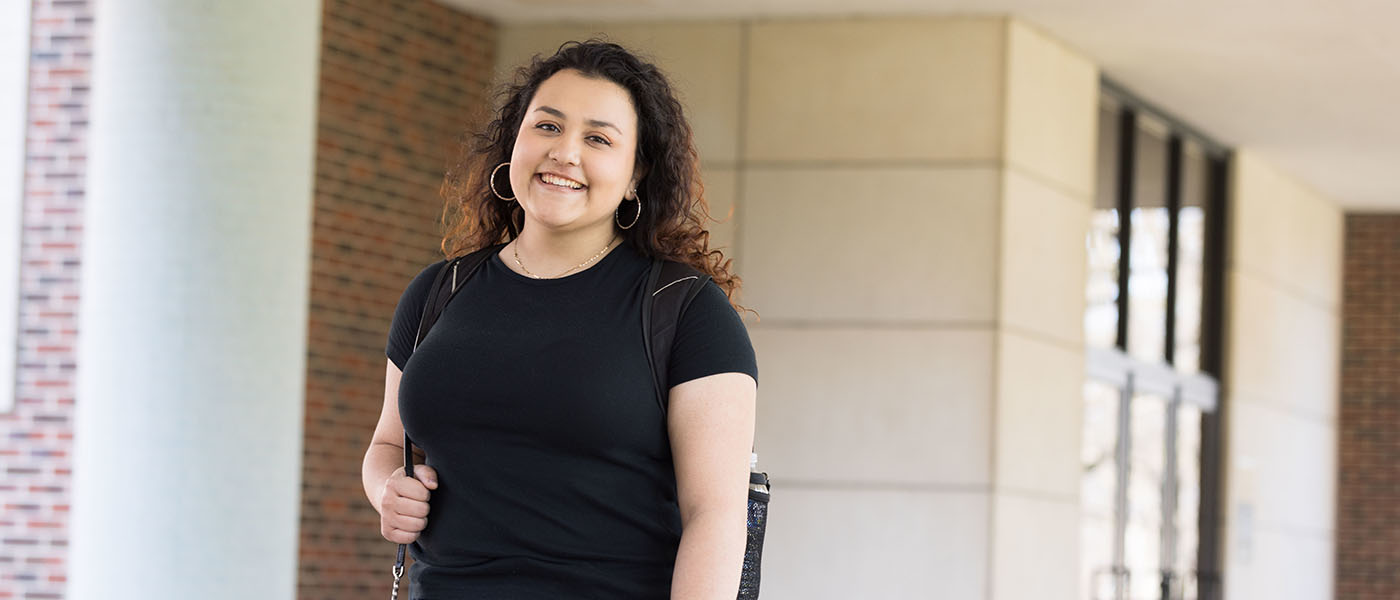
[1,1,1393,599]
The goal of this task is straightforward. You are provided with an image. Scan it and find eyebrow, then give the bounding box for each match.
[533,106,623,136]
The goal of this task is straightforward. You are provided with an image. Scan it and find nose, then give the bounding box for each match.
[547,134,581,166]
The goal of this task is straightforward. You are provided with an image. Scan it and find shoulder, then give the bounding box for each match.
[686,278,732,314]
[646,259,738,325]
[667,275,757,386]
[677,279,747,341]
[649,259,709,301]
[404,243,504,294]
[386,257,450,370]
[391,258,451,323]
[405,258,449,296]
[669,269,750,341]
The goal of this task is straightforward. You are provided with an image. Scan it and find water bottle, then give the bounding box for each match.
[749,452,768,494]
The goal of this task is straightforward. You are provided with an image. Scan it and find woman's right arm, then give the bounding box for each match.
[363,358,436,543]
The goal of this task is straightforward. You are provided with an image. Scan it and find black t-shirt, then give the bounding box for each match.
[385,240,758,599]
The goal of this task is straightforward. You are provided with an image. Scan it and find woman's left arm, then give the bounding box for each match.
[668,371,758,600]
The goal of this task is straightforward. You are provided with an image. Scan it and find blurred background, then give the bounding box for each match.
[2,0,1396,599]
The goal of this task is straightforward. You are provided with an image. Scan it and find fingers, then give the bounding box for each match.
[379,464,436,544]
[392,475,431,502]
[380,496,430,543]
[380,495,429,542]
[414,465,438,490]
[381,481,431,518]
[388,512,428,533]
[394,497,430,518]
[381,524,420,545]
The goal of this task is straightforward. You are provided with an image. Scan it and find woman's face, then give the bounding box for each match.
[509,68,641,236]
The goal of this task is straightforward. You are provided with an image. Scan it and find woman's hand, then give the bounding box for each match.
[378,465,438,544]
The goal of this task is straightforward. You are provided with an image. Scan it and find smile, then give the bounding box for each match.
[538,173,586,190]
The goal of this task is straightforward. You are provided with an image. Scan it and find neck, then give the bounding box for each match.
[511,224,620,276]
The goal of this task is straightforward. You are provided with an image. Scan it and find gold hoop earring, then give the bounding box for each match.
[616,192,642,230]
[490,162,515,201]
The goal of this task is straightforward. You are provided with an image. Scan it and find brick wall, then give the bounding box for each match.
[1,1,91,597]
[300,1,496,598]
[1338,214,1400,600]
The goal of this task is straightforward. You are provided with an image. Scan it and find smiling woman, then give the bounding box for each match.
[440,40,743,298]
[363,40,761,600]
[505,69,640,240]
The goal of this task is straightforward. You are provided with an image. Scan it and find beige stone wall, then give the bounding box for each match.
[498,17,1096,599]
[990,21,1097,600]
[1222,152,1342,599]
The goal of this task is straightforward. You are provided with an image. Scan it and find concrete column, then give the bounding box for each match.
[740,18,1096,599]
[987,20,1098,600]
[71,1,320,598]
[1221,152,1342,599]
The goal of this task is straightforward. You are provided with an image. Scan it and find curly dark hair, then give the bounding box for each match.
[438,39,747,313]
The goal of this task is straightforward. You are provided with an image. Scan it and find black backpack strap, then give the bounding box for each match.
[411,243,502,355]
[394,243,502,590]
[641,258,710,418]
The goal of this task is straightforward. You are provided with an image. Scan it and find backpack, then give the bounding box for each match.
[389,242,769,599]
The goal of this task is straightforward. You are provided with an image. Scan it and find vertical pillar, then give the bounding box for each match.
[987,20,1098,600]
[71,1,320,598]
[740,16,1096,599]
[1221,153,1342,599]
[740,19,1008,598]
[0,0,28,414]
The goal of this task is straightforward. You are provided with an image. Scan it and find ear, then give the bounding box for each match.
[629,165,647,198]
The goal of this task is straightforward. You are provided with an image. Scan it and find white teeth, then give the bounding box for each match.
[540,173,583,189]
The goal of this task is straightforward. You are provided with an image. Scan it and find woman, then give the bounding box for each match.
[361,40,759,599]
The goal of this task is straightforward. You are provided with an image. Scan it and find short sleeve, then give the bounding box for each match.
[667,280,758,389]
[386,259,447,371]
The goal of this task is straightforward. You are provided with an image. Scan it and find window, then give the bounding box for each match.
[1080,83,1228,600]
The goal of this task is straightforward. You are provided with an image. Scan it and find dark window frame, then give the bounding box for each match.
[1097,78,1230,600]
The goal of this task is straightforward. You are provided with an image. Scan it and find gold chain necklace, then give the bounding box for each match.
[512,236,619,279]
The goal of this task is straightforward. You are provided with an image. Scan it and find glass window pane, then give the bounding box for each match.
[1128,117,1170,363]
[1173,403,1202,599]
[1125,392,1166,599]
[1087,103,1122,350]
[1081,379,1121,599]
[1173,142,1208,375]
[1084,91,1224,600]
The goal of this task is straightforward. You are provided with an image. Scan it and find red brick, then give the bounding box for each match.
[1340,214,1400,600]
